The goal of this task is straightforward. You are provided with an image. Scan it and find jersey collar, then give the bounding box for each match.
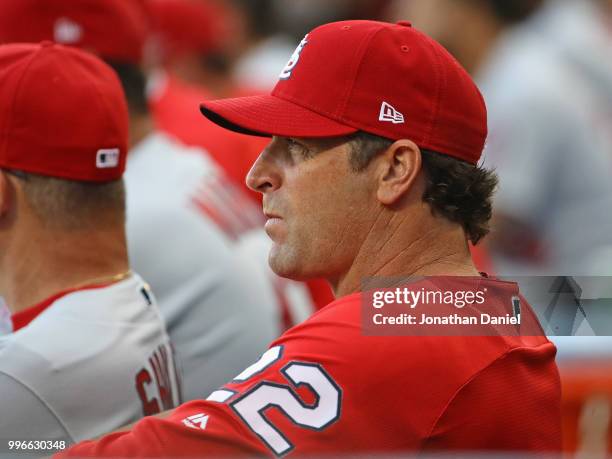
[11,281,119,332]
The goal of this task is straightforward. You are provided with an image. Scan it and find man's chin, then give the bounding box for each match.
[268,247,309,281]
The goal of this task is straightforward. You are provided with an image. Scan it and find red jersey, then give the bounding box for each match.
[62,277,561,457]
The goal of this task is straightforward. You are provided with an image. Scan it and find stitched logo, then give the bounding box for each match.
[182,413,209,430]
[379,101,405,124]
[279,35,309,80]
[96,149,120,169]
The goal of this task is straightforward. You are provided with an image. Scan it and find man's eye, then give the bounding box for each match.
[287,138,301,149]
[287,139,312,158]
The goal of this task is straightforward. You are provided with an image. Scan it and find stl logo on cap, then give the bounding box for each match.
[279,34,308,80]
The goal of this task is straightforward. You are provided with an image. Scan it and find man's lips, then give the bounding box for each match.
[264,210,282,220]
[263,210,284,237]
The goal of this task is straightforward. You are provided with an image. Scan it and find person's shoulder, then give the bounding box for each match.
[270,291,424,369]
[5,276,161,358]
[0,370,73,441]
[273,279,554,383]
[0,327,65,392]
[49,274,159,322]
[265,292,362,355]
[286,291,362,329]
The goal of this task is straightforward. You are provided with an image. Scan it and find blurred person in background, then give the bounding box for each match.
[389,0,612,454]
[389,0,612,279]
[146,0,269,201]
[147,0,336,320]
[0,42,180,441]
[0,0,281,403]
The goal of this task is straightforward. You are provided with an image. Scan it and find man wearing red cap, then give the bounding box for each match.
[62,20,561,456]
[0,43,180,442]
[0,0,296,402]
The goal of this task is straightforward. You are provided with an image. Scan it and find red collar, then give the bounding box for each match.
[11,281,117,332]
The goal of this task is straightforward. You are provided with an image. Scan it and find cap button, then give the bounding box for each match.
[397,20,413,28]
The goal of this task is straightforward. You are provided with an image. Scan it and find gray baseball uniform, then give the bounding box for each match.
[0,274,180,442]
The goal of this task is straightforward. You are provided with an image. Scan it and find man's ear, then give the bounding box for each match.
[375,140,422,205]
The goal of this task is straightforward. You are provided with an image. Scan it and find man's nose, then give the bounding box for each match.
[246,151,281,194]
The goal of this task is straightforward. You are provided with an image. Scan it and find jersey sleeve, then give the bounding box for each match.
[60,402,268,457]
[60,340,343,457]
[0,372,72,442]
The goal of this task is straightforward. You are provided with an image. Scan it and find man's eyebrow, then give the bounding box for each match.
[298,136,352,151]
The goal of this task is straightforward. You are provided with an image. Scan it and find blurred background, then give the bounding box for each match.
[142,0,612,455]
[1,0,610,456]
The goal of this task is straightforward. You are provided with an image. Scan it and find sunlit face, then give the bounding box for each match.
[246,136,377,282]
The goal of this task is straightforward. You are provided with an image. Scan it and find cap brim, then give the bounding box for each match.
[199,94,358,138]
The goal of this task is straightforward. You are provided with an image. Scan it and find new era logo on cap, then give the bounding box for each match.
[379,101,404,124]
[96,148,120,169]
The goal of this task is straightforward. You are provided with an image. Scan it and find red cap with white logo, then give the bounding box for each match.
[0,42,128,182]
[0,0,149,64]
[200,20,487,164]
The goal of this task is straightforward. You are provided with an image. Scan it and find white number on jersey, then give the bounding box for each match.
[218,346,342,456]
[233,346,283,382]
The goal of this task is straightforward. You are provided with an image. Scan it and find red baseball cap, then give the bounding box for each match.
[0,42,129,182]
[0,0,149,64]
[200,20,487,164]
[148,0,236,64]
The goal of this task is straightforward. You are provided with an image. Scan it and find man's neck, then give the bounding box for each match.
[332,211,479,298]
[1,229,130,315]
